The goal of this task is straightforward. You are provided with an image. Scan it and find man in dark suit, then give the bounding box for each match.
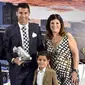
[3,3,44,85]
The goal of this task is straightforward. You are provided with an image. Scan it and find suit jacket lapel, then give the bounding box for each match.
[11,23,22,46]
[29,23,32,40]
[33,70,38,85]
[43,68,48,85]
[29,23,31,52]
[29,23,33,53]
[16,24,22,46]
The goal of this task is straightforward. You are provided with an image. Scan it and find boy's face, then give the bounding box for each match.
[37,55,49,70]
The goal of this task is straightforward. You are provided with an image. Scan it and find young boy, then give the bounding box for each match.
[33,51,58,85]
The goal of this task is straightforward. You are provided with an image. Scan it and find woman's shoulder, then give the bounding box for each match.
[66,32,76,44]
[66,32,74,39]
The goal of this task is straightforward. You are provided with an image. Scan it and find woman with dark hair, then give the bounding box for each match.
[45,14,79,85]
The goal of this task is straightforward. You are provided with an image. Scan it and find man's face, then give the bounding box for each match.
[16,8,30,25]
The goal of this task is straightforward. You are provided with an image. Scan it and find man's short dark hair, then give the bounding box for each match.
[17,3,30,13]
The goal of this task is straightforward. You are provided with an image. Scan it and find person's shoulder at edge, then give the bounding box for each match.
[5,23,18,31]
[29,22,40,31]
[66,32,74,40]
[29,22,39,27]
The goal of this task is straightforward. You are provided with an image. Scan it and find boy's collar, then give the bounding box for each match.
[37,67,46,73]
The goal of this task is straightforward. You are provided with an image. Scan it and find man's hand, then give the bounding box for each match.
[13,57,24,66]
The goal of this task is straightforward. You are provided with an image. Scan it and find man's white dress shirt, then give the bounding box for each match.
[18,23,29,48]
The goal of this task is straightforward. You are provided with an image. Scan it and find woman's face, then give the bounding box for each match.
[50,19,61,35]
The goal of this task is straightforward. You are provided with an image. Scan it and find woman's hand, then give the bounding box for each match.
[71,71,79,85]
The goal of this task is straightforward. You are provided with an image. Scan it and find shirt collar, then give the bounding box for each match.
[18,23,29,30]
[37,67,46,73]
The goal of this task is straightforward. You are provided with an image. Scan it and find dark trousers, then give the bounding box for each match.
[9,64,35,85]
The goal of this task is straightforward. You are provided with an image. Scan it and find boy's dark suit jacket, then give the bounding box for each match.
[3,23,44,85]
[33,68,58,85]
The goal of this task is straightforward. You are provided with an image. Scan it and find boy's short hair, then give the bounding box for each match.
[37,51,50,60]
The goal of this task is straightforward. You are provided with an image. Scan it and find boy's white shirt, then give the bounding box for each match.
[37,67,46,85]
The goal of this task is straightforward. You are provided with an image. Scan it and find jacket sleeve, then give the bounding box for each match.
[3,27,13,63]
[33,70,37,85]
[52,70,58,85]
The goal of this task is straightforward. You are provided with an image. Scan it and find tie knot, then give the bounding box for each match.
[22,26,26,32]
